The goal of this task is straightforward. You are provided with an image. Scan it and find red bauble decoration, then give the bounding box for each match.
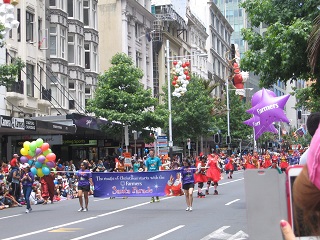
[182,63,186,68]
[174,75,178,80]
[173,61,178,66]
[3,0,10,3]
[184,70,189,75]
[186,75,190,80]
[185,62,190,66]
[172,80,177,85]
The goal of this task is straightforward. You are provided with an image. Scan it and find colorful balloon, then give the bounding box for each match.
[46,153,56,162]
[42,166,50,175]
[37,168,44,177]
[36,138,44,148]
[30,167,37,176]
[43,149,52,156]
[243,115,278,140]
[20,156,28,164]
[37,155,46,163]
[20,148,28,156]
[29,141,37,151]
[35,161,42,169]
[41,142,50,152]
[35,148,42,156]
[23,141,31,151]
[251,88,276,107]
[46,161,55,169]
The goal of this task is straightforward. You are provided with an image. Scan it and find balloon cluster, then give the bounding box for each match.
[20,138,56,177]
[171,60,190,98]
[243,88,290,140]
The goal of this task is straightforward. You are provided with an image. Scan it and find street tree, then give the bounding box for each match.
[240,0,320,111]
[160,74,215,147]
[213,89,253,148]
[86,53,165,142]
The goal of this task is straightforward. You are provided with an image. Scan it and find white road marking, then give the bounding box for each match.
[69,225,123,240]
[225,199,240,206]
[200,226,248,240]
[0,214,22,220]
[147,225,185,240]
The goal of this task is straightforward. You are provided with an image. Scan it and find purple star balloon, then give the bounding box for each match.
[251,89,276,107]
[246,88,290,127]
[243,115,278,140]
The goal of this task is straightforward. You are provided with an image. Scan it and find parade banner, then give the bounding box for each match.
[92,170,183,198]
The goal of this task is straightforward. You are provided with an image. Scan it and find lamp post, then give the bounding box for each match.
[166,39,207,159]
[226,87,254,152]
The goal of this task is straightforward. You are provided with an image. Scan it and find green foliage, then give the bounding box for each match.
[159,74,215,144]
[292,81,320,112]
[213,89,254,146]
[86,53,165,135]
[0,57,25,87]
[240,0,320,98]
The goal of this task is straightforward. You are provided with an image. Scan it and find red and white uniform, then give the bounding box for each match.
[205,154,221,182]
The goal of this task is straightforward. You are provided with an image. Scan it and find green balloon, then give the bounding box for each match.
[28,149,35,157]
[43,149,52,156]
[29,141,37,151]
[36,138,44,148]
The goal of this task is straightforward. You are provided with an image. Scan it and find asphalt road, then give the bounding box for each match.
[0,171,248,240]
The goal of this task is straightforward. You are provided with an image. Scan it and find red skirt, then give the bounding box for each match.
[194,173,208,183]
[206,168,221,182]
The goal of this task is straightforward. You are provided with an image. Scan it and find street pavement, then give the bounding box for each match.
[0,171,248,240]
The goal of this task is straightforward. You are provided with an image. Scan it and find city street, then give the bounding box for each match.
[0,171,248,240]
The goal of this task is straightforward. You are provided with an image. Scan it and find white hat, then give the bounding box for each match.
[20,163,30,169]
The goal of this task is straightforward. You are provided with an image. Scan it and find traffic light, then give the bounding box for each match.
[226,135,231,144]
[298,110,301,119]
[213,134,221,144]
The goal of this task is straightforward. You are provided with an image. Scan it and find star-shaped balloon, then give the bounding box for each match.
[247,88,290,127]
[251,89,276,107]
[243,115,278,140]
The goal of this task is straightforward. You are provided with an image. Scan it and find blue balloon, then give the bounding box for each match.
[28,160,34,166]
[35,161,42,169]
[30,167,37,175]
[54,180,58,185]
[42,166,50,175]
[58,164,62,168]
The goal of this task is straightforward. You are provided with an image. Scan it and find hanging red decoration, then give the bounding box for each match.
[182,63,186,68]
[173,61,178,66]
[185,62,190,66]
[3,0,11,3]
[173,75,178,80]
[184,70,189,75]
[186,75,190,80]
[172,80,177,85]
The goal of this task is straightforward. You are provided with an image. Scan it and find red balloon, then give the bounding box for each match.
[46,153,56,161]
[172,80,177,85]
[41,142,50,151]
[174,76,178,80]
[173,61,178,66]
[186,75,190,80]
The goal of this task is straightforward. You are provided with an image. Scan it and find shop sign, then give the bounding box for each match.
[24,119,36,131]
[0,115,13,128]
[12,118,25,130]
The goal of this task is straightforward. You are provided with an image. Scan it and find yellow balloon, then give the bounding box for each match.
[23,141,31,151]
[20,148,28,156]
[37,168,44,177]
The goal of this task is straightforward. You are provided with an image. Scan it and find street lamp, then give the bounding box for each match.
[226,87,254,152]
[166,39,207,159]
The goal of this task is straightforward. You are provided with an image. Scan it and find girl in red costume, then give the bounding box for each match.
[262,151,272,168]
[194,155,207,198]
[205,153,222,195]
[225,156,234,179]
[279,152,289,172]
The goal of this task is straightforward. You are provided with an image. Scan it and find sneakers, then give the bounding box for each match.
[214,190,218,195]
[189,207,193,212]
[198,192,205,198]
[205,190,209,195]
[186,207,190,211]
[83,208,88,212]
[155,196,160,202]
[17,203,23,207]
[78,207,84,212]
[25,209,30,213]
[150,197,155,203]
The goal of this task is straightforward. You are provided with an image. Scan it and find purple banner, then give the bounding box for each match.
[92,170,182,198]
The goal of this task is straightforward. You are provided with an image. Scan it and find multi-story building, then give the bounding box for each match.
[97,0,155,92]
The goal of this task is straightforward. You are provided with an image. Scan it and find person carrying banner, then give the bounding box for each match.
[145,150,162,203]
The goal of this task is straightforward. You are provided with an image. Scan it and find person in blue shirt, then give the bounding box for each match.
[20,163,34,213]
[144,150,162,202]
[181,158,196,212]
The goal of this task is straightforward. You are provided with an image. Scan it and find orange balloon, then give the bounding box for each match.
[41,142,50,152]
[46,153,56,161]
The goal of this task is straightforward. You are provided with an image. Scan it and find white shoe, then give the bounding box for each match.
[189,207,193,212]
[25,209,29,213]
[83,208,88,212]
[78,207,84,212]
[185,207,190,211]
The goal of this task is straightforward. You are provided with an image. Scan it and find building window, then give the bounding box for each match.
[83,0,89,26]
[92,2,97,29]
[93,45,97,72]
[79,82,84,107]
[26,11,34,42]
[77,37,83,66]
[69,100,75,109]
[17,8,20,41]
[50,26,57,56]
[77,0,82,20]
[60,28,66,59]
[135,23,140,39]
[84,42,90,69]
[49,0,56,6]
[68,0,73,17]
[85,87,91,94]
[69,81,75,89]
[68,34,75,63]
[26,64,34,97]
[136,51,141,68]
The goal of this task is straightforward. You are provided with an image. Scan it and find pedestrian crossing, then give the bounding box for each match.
[60,224,249,240]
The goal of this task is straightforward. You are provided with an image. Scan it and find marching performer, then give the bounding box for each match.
[205,153,222,195]
[194,155,207,198]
